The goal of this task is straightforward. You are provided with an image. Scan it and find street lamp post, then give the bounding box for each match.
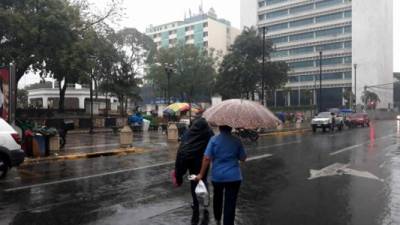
[163,64,174,105]
[89,72,94,134]
[319,51,323,113]
[354,63,357,112]
[262,26,266,106]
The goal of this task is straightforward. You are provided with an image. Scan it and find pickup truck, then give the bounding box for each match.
[311,112,344,133]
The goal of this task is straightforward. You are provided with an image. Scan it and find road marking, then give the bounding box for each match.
[247,154,273,161]
[329,134,394,156]
[308,163,383,182]
[329,144,364,156]
[3,161,175,192]
[256,141,302,150]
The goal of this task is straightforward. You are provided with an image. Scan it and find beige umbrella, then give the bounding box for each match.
[203,99,281,129]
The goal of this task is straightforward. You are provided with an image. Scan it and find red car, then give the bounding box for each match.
[348,113,370,127]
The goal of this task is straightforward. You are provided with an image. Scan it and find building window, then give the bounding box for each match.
[315,27,343,38]
[204,41,208,47]
[258,14,265,21]
[289,60,314,69]
[322,73,343,80]
[316,0,343,9]
[290,4,313,15]
[300,75,315,82]
[266,9,288,19]
[271,36,289,44]
[203,32,208,37]
[316,57,343,66]
[344,26,352,33]
[344,71,352,79]
[203,22,208,28]
[267,23,288,32]
[265,0,288,6]
[318,42,343,51]
[290,46,314,55]
[344,10,352,18]
[344,41,352,49]
[289,18,314,28]
[258,1,266,7]
[316,12,344,23]
[289,32,314,42]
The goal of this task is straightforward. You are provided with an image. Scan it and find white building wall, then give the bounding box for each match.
[208,19,230,56]
[352,0,393,108]
[240,0,258,29]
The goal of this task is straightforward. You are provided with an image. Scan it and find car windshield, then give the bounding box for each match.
[316,112,332,118]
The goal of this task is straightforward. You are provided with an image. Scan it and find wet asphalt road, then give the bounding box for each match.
[1,120,400,225]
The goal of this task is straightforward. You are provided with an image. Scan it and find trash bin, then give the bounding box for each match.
[32,134,46,157]
[142,119,150,132]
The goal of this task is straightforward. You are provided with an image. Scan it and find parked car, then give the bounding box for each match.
[348,113,370,127]
[311,112,344,133]
[0,118,25,178]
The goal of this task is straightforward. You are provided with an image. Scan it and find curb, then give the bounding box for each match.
[68,129,114,135]
[260,128,311,137]
[22,147,147,165]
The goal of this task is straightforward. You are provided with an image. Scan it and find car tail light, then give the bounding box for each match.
[11,133,21,145]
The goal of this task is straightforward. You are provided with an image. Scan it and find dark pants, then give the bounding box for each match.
[212,181,241,225]
[188,159,208,210]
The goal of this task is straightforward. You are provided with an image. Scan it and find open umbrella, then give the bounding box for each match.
[163,103,202,115]
[203,99,281,129]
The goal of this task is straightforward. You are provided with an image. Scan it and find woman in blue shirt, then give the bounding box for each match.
[196,125,247,225]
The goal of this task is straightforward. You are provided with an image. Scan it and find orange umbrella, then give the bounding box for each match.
[203,99,281,129]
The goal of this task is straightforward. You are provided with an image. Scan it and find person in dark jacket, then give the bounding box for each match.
[175,117,214,224]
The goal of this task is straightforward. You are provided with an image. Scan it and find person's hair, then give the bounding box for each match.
[219,125,232,133]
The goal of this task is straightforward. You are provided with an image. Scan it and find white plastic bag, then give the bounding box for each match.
[189,175,209,207]
[195,180,208,196]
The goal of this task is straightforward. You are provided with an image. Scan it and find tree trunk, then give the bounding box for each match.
[58,80,67,113]
[94,79,98,100]
[119,96,124,116]
[125,98,128,116]
[251,91,255,101]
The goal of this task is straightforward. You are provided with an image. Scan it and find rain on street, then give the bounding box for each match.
[1,120,400,225]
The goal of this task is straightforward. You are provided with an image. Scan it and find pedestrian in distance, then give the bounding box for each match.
[195,125,247,225]
[174,116,214,225]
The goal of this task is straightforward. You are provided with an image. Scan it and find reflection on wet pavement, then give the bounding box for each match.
[1,121,400,225]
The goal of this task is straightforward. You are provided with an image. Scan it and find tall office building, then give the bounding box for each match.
[146,8,240,56]
[242,0,393,109]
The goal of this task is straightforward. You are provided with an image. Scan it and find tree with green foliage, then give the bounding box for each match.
[97,27,155,115]
[17,89,28,109]
[146,44,218,103]
[0,0,122,112]
[215,27,289,101]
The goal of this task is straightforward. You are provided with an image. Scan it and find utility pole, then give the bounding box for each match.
[353,64,357,112]
[262,26,266,106]
[89,72,94,134]
[319,51,323,113]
